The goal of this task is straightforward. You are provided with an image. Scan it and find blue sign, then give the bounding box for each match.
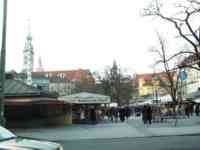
[179,70,187,81]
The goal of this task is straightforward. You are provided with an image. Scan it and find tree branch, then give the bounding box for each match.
[188,0,200,5]
[143,0,200,55]
[167,51,195,62]
[157,13,197,51]
[185,10,200,43]
[180,64,200,71]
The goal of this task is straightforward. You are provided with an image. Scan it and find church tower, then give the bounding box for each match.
[36,56,44,72]
[22,20,34,85]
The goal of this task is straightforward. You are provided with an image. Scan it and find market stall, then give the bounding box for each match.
[59,92,110,124]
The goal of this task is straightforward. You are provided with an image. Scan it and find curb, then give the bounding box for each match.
[53,133,200,142]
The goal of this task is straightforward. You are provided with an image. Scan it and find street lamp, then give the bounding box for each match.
[0,0,7,126]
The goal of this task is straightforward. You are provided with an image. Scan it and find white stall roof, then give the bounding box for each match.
[194,98,200,103]
[58,92,111,104]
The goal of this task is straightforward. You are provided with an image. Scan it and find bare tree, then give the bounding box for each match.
[143,0,200,68]
[151,33,180,103]
[96,61,133,106]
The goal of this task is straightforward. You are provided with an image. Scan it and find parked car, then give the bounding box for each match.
[0,126,63,150]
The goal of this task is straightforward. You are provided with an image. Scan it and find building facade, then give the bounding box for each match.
[33,69,95,96]
[136,72,172,98]
[179,53,200,99]
[32,74,50,92]
[49,77,75,96]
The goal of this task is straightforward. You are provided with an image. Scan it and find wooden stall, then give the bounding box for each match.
[59,92,110,124]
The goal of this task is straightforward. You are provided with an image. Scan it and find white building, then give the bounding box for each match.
[180,52,200,99]
[49,77,75,96]
[182,68,200,99]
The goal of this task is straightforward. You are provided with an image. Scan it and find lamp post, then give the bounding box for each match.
[152,71,159,104]
[0,0,7,126]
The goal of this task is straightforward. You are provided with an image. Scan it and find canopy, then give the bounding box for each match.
[109,102,118,107]
[58,92,111,104]
[186,91,200,100]
[131,99,153,106]
[159,95,172,103]
[131,95,173,106]
[191,98,200,103]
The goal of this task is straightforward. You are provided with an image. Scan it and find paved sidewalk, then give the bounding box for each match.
[11,116,200,141]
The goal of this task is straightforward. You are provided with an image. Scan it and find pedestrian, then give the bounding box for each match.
[146,105,152,125]
[189,104,194,116]
[109,107,116,122]
[185,104,190,118]
[125,106,131,121]
[176,105,182,116]
[142,105,147,124]
[119,107,125,122]
[113,107,119,123]
[90,108,97,124]
[195,104,200,116]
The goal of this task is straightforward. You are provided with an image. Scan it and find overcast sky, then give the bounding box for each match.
[2,0,183,74]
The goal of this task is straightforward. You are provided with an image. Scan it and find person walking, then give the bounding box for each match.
[125,106,131,121]
[119,107,125,122]
[109,107,114,122]
[142,105,147,124]
[185,104,190,118]
[90,108,97,124]
[195,104,200,116]
[146,105,152,125]
[113,107,119,123]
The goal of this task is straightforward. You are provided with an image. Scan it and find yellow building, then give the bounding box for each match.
[137,73,153,96]
[136,73,167,97]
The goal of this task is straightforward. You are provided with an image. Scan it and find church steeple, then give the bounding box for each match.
[22,19,34,85]
[36,56,44,72]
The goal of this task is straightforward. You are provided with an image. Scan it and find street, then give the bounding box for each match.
[13,116,200,150]
[59,135,200,150]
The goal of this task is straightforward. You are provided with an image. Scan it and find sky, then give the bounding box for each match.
[2,0,184,75]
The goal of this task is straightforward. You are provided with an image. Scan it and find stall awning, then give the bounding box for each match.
[5,97,63,105]
[189,98,200,103]
[58,92,111,104]
[186,91,200,100]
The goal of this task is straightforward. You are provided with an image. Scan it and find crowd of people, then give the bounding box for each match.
[182,103,200,117]
[78,102,200,125]
[106,106,132,123]
[139,103,200,125]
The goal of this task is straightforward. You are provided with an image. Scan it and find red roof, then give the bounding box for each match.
[136,73,153,81]
[143,75,152,81]
[136,72,171,82]
[33,69,95,82]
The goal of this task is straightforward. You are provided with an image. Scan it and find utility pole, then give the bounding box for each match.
[0,0,7,126]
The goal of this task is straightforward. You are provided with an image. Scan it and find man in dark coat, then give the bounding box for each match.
[119,107,125,122]
[142,105,147,124]
[146,105,152,125]
[90,108,97,124]
[195,104,200,116]
[125,106,131,121]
